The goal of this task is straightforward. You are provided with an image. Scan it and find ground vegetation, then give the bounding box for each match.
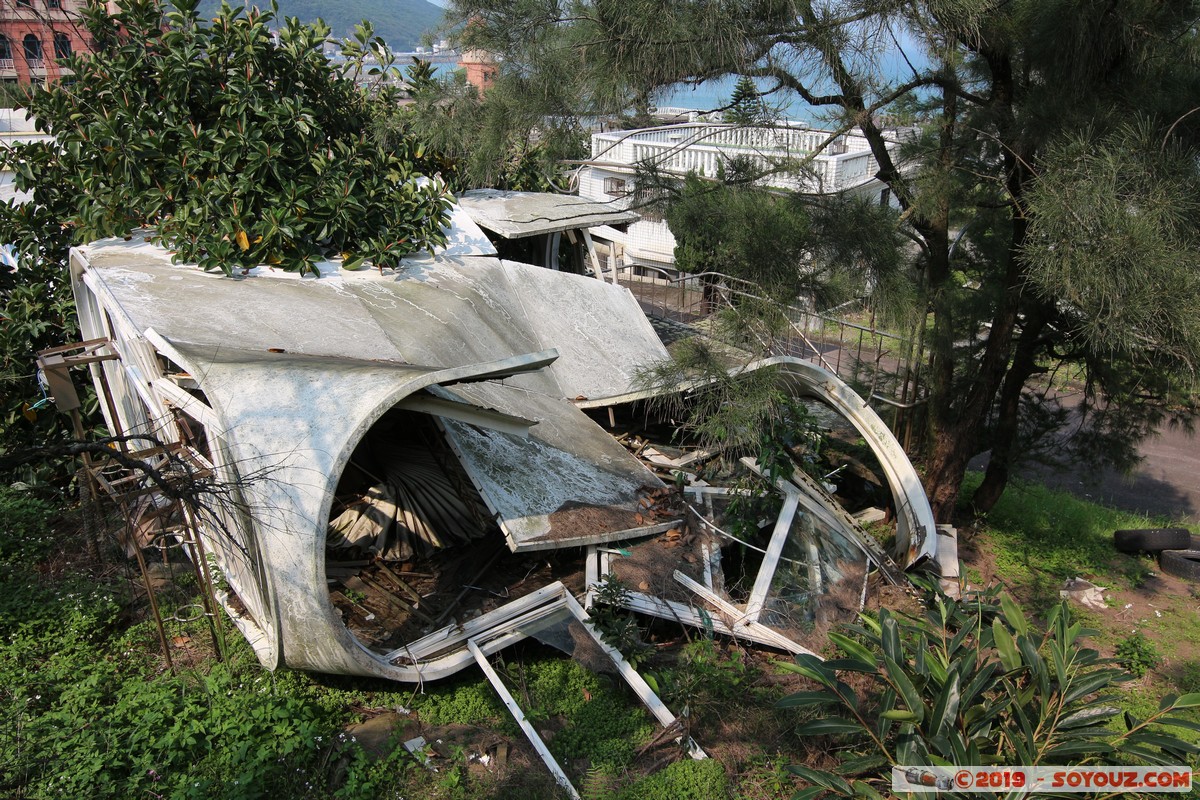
[4,481,1199,798]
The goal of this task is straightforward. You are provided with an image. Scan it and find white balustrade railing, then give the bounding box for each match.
[591,123,889,191]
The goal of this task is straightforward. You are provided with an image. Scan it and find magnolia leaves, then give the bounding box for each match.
[14,0,451,277]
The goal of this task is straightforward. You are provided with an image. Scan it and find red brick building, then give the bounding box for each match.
[0,0,106,86]
[458,48,497,95]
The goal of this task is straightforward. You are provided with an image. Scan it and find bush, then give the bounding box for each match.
[1116,632,1162,679]
[777,585,1199,798]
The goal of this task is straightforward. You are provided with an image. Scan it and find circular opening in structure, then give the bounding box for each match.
[323,406,502,654]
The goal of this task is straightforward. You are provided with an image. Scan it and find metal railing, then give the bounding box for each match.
[618,265,927,445]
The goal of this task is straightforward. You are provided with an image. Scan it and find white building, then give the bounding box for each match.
[576,122,909,271]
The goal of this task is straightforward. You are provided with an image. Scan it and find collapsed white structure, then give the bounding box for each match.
[66,202,936,686]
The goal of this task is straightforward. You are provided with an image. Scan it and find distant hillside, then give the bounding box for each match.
[193,1,446,52]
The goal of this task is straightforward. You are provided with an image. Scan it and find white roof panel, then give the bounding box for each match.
[458,189,639,239]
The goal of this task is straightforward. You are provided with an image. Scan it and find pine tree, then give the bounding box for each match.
[448,0,1200,519]
[722,75,769,125]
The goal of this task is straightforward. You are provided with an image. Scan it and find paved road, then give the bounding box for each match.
[969,399,1200,524]
[1017,422,1200,524]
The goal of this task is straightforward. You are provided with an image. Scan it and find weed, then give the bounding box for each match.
[205,551,231,594]
[1024,572,1063,619]
[733,753,794,799]
[616,758,729,800]
[0,485,58,565]
[657,639,759,716]
[414,676,504,727]
[580,764,622,800]
[588,577,653,668]
[1175,661,1200,693]
[1121,555,1157,590]
[1115,631,1162,678]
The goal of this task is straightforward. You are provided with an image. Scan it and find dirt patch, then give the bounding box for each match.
[544,501,646,541]
[961,526,1200,700]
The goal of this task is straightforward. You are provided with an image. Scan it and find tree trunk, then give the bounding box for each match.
[923,421,980,520]
[921,220,1028,520]
[970,306,1048,513]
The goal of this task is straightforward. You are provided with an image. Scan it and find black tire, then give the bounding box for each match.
[1159,549,1200,581]
[1113,527,1192,554]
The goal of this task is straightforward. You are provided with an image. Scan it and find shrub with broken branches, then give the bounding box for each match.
[0,430,284,666]
[635,340,821,470]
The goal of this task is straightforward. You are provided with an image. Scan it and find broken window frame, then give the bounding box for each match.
[587,451,908,658]
[458,582,705,800]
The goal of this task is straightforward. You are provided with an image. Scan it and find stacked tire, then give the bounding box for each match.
[1113,528,1200,581]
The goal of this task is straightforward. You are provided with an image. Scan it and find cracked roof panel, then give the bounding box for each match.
[458,189,639,239]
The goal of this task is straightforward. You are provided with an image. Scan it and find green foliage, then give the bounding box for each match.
[497,655,655,770]
[331,742,420,800]
[1024,124,1200,374]
[413,676,505,728]
[616,758,729,800]
[960,472,1195,584]
[723,76,773,126]
[1116,632,1163,679]
[777,587,1199,797]
[588,577,653,668]
[0,215,94,484]
[1177,662,1200,694]
[0,547,347,798]
[0,486,56,564]
[451,0,1200,518]
[549,685,654,767]
[0,496,436,800]
[637,347,821,468]
[0,0,454,483]
[7,0,451,277]
[391,58,586,192]
[653,639,759,720]
[657,173,908,313]
[10,659,339,799]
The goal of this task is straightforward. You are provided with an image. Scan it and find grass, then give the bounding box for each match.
[960,472,1200,752]
[961,471,1197,586]
[6,473,1200,799]
[0,485,747,800]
